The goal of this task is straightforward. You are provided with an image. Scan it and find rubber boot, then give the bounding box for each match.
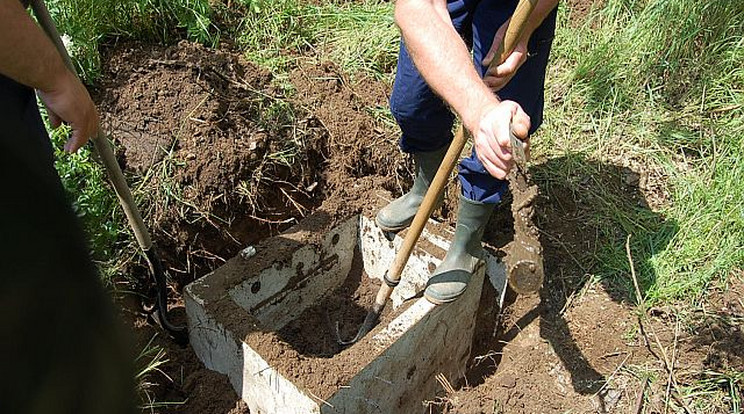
[376,146,448,232]
[424,196,495,304]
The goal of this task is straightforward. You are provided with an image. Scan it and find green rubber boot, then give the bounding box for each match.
[376,147,448,232]
[424,196,495,304]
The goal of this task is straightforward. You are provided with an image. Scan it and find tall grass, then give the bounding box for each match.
[235,0,398,76]
[540,0,744,303]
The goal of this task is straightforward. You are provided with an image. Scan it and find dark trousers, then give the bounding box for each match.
[390,0,557,203]
[0,74,136,414]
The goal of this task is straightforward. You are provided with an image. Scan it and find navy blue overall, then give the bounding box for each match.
[390,0,557,203]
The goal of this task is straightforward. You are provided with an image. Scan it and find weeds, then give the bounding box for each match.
[235,0,397,77]
[135,334,185,412]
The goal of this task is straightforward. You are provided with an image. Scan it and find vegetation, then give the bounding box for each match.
[541,0,744,304]
[46,0,217,81]
[45,0,743,303]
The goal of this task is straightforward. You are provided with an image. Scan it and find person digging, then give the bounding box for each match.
[378,0,558,304]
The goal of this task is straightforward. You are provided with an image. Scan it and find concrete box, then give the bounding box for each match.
[184,211,505,413]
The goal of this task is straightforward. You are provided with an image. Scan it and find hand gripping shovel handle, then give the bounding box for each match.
[347,0,539,343]
[29,0,187,344]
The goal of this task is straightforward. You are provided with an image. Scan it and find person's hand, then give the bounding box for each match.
[472,100,530,179]
[481,19,530,92]
[37,69,99,153]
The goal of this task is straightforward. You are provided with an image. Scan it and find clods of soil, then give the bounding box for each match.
[95,39,407,413]
[95,40,329,285]
[247,247,411,400]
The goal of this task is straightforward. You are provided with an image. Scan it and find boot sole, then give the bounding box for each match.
[423,291,461,305]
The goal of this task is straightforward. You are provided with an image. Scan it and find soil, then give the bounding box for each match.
[94,40,329,285]
[94,40,408,282]
[564,0,605,26]
[118,298,249,413]
[288,60,409,205]
[436,158,744,413]
[94,39,406,412]
[503,167,544,294]
[246,247,411,400]
[274,249,387,358]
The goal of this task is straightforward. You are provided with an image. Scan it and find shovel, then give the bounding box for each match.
[339,0,539,345]
[29,0,188,344]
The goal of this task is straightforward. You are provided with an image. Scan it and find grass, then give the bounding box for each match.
[536,0,744,305]
[235,0,397,77]
[46,0,218,81]
[135,334,185,412]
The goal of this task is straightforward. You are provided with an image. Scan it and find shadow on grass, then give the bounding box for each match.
[472,153,679,396]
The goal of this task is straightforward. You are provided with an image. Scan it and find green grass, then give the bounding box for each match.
[235,0,397,77]
[536,0,744,305]
[135,334,185,412]
[49,127,119,256]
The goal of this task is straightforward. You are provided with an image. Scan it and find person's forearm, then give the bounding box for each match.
[0,0,69,92]
[395,0,497,133]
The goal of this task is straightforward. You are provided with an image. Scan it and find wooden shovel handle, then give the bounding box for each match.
[491,0,539,71]
[30,0,153,250]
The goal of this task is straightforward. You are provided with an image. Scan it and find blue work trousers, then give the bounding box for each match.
[390,0,557,203]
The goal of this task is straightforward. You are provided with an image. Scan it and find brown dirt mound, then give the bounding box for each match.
[95,40,406,412]
[289,60,408,201]
[95,40,329,284]
[95,42,410,288]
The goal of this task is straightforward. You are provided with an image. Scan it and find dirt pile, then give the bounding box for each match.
[95,39,408,412]
[289,61,408,215]
[246,248,410,399]
[95,42,406,285]
[95,41,327,282]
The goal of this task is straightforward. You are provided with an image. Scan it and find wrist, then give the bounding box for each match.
[39,60,72,94]
[462,93,501,134]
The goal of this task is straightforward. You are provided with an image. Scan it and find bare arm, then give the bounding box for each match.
[395,0,531,179]
[0,0,67,90]
[0,0,98,152]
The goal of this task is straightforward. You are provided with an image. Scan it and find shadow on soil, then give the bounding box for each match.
[274,245,372,358]
[472,154,680,395]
